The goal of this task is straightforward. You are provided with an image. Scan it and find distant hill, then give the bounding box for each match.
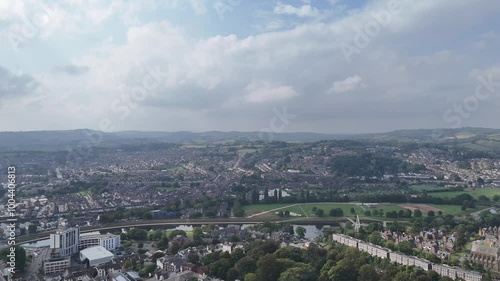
[367,127,500,141]
[364,127,500,153]
[0,129,351,152]
[1,127,499,152]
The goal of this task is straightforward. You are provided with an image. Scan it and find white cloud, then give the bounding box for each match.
[2,0,500,132]
[274,2,319,18]
[244,81,298,103]
[327,75,363,94]
[0,1,25,20]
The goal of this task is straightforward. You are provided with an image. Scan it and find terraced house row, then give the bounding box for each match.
[332,234,483,281]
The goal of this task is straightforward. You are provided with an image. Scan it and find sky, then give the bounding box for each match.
[0,0,499,134]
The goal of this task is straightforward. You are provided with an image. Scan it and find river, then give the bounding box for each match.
[21,223,338,248]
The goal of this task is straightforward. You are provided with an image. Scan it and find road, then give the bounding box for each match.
[246,204,300,218]
[471,207,496,219]
[24,247,50,279]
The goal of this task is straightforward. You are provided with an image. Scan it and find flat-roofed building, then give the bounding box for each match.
[79,232,121,251]
[80,246,114,267]
[43,257,70,274]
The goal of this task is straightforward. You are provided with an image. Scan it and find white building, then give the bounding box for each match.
[80,246,114,267]
[79,232,121,251]
[50,227,80,256]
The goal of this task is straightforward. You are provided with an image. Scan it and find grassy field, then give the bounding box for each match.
[428,204,470,215]
[243,202,475,220]
[243,204,293,213]
[168,166,185,172]
[410,184,449,192]
[285,203,366,218]
[428,188,500,199]
[244,203,407,219]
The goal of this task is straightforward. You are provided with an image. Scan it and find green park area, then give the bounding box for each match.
[409,184,449,192]
[243,201,483,221]
[243,203,405,220]
[427,188,499,200]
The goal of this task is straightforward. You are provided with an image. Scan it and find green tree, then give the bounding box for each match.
[358,264,378,281]
[236,256,257,278]
[397,241,414,255]
[279,264,317,281]
[245,273,258,281]
[328,259,358,281]
[283,224,294,235]
[150,229,163,240]
[274,247,304,263]
[252,190,259,204]
[296,226,306,238]
[168,230,187,239]
[227,268,239,281]
[123,260,133,269]
[193,227,203,240]
[188,253,199,264]
[330,208,344,217]
[315,208,325,217]
[169,242,181,255]
[210,259,232,279]
[28,224,37,234]
[140,264,156,277]
[0,246,26,273]
[127,228,148,240]
[256,254,281,281]
[414,209,422,218]
[392,271,411,281]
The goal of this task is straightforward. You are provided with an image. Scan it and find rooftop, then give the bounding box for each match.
[80,246,114,260]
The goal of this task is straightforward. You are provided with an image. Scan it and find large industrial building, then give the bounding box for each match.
[80,246,114,267]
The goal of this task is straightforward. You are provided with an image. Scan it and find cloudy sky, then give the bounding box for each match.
[0,0,499,133]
